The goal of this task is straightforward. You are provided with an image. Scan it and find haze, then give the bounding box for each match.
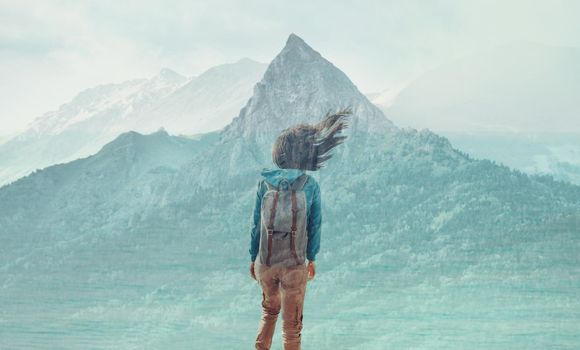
[1,0,579,134]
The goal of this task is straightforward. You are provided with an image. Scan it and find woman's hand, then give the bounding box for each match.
[250,261,257,280]
[307,261,316,281]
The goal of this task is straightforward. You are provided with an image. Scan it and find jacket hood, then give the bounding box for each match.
[261,167,306,188]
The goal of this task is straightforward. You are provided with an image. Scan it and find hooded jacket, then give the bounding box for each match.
[249,167,321,262]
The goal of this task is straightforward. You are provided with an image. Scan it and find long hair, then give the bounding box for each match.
[272,107,352,171]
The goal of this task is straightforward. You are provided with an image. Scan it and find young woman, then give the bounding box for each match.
[249,108,351,350]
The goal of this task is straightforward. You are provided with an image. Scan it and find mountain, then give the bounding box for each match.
[385,42,580,133]
[373,42,580,185]
[0,71,185,187]
[0,129,218,248]
[198,33,397,179]
[1,34,579,349]
[25,69,187,137]
[442,131,580,186]
[0,59,266,187]
[223,34,395,142]
[134,58,267,134]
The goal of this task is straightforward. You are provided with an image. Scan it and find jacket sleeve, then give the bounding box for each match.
[306,180,321,261]
[249,179,264,262]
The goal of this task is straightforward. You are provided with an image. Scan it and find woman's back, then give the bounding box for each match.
[249,108,351,350]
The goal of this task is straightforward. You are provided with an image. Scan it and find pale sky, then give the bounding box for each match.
[1,0,580,134]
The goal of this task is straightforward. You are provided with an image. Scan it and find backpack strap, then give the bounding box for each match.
[289,189,301,265]
[263,174,308,191]
[264,180,276,191]
[290,174,309,191]
[265,189,280,266]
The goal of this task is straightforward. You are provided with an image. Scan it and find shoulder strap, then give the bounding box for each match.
[263,173,309,192]
[264,181,276,191]
[289,189,301,265]
[291,174,309,191]
[265,189,280,266]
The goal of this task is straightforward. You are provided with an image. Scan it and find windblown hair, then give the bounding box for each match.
[272,107,352,171]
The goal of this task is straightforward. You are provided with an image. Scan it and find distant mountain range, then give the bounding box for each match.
[0,59,266,187]
[380,41,580,133]
[366,42,580,185]
[4,40,579,189]
[1,34,579,348]
[440,131,580,186]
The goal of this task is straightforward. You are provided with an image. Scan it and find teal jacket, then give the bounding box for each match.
[249,167,321,262]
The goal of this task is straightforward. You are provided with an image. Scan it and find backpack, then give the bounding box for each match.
[258,173,310,267]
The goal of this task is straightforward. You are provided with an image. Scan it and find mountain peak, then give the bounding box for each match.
[155,68,186,83]
[235,57,262,65]
[221,34,396,141]
[286,33,306,47]
[279,33,321,62]
[96,129,177,160]
[154,127,169,136]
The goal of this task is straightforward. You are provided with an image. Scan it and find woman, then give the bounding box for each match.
[249,108,351,350]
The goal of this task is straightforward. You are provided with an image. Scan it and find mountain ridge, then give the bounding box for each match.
[0,59,267,187]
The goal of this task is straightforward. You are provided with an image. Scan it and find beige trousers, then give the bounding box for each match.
[254,259,309,350]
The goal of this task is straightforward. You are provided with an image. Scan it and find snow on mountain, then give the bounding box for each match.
[26,69,187,137]
[385,42,580,133]
[0,60,266,187]
[0,70,185,187]
[131,58,267,134]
